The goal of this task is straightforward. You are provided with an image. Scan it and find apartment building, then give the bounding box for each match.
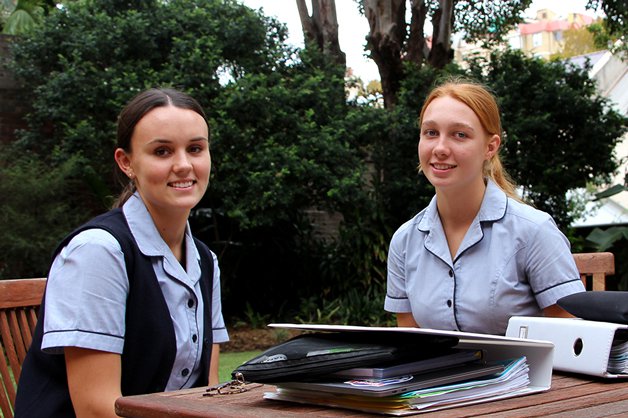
[454,8,595,63]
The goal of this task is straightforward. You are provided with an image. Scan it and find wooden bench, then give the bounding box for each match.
[0,278,46,418]
[573,252,615,291]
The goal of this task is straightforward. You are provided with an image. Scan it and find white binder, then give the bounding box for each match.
[506,316,628,378]
[266,323,554,415]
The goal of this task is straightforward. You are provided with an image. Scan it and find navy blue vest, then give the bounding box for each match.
[14,208,214,418]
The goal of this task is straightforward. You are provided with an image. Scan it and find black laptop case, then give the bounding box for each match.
[232,331,458,383]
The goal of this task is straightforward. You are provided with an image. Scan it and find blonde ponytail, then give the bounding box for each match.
[484,156,522,202]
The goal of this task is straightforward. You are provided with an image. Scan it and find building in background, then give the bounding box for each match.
[570,45,628,228]
[454,8,594,64]
[455,7,627,229]
[515,9,594,58]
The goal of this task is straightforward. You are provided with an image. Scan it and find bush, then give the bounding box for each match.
[5,0,291,279]
[295,286,395,327]
[0,151,88,278]
[468,50,626,228]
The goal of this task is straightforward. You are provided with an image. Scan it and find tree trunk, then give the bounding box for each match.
[296,0,346,66]
[406,0,429,66]
[363,0,406,109]
[428,0,454,69]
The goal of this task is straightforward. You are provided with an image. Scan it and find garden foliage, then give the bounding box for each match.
[2,0,626,323]
[467,50,625,227]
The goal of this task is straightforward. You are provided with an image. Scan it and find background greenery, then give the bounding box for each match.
[219,351,260,383]
[0,0,626,327]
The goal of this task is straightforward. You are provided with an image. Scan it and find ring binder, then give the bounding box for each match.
[261,323,554,415]
[506,316,628,378]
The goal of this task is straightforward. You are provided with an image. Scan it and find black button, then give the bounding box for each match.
[192,334,198,343]
[181,368,189,377]
[448,269,453,277]
[447,300,452,307]
[187,299,194,308]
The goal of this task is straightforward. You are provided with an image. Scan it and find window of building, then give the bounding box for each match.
[533,32,543,47]
[509,36,521,49]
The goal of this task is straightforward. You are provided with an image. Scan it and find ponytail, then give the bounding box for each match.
[484,156,522,202]
[112,182,136,209]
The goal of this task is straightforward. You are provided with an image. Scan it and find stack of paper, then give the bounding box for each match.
[264,357,530,416]
[608,338,628,374]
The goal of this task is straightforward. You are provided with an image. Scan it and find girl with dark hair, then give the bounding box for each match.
[15,88,228,417]
[385,79,585,335]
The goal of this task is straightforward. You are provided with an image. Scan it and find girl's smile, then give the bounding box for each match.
[116,105,211,217]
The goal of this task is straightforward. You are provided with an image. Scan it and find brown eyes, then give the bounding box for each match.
[153,145,205,156]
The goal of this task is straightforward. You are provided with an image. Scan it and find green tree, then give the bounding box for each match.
[4,0,292,278]
[587,0,627,39]
[1,0,47,34]
[468,49,626,227]
[355,0,533,108]
[5,0,626,324]
[0,151,85,277]
[553,25,599,59]
[9,0,286,207]
[0,0,44,35]
[4,0,378,320]
[366,79,382,96]
[203,47,374,313]
[586,0,627,55]
[587,18,626,56]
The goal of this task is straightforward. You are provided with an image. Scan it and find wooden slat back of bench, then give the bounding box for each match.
[0,278,46,418]
[573,252,615,291]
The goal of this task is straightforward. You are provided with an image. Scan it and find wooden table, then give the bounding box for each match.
[115,373,628,418]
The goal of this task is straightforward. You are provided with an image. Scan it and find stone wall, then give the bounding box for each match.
[0,34,29,145]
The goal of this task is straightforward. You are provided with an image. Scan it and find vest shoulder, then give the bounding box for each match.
[54,208,134,261]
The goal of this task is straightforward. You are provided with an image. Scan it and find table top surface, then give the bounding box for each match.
[115,373,628,418]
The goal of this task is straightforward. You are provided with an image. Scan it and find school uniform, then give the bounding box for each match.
[15,193,228,417]
[385,179,585,335]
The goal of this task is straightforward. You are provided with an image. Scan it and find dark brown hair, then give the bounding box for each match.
[113,88,208,207]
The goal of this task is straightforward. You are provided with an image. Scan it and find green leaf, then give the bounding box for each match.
[586,227,628,250]
[594,184,626,200]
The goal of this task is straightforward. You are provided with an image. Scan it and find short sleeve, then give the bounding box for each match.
[525,218,585,309]
[384,228,412,313]
[210,251,229,343]
[42,229,129,354]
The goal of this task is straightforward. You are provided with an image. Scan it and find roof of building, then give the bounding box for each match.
[571,47,628,228]
[519,14,594,35]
